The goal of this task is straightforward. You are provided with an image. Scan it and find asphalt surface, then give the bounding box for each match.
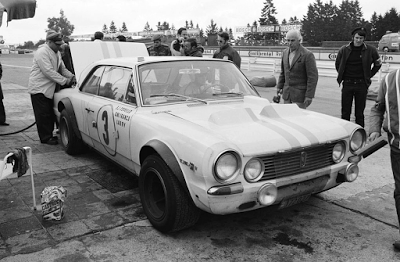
[0,53,399,261]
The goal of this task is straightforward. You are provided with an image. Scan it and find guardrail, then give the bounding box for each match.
[204,53,400,83]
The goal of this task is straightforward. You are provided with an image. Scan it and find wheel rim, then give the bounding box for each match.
[143,168,167,220]
[60,117,69,147]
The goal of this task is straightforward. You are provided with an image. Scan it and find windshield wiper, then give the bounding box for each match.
[212,92,243,96]
[149,93,208,104]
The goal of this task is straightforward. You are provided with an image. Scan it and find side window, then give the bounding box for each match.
[81,67,105,95]
[125,77,136,105]
[98,66,132,101]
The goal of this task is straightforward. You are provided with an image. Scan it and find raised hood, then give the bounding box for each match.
[69,41,148,83]
[162,96,356,156]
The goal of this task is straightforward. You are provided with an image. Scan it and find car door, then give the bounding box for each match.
[79,66,106,147]
[84,65,136,165]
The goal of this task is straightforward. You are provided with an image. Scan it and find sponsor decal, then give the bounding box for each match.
[114,106,133,128]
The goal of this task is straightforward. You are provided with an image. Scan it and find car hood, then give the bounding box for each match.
[154,96,357,156]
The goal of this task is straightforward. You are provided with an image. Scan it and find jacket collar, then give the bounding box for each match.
[345,41,367,50]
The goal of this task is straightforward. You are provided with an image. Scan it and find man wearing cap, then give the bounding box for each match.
[28,30,75,145]
[335,27,382,127]
[147,35,171,56]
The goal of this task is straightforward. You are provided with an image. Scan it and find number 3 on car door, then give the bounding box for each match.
[97,105,117,156]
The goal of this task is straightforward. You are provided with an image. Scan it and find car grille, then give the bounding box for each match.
[259,143,336,181]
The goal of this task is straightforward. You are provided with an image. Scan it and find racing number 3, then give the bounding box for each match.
[102,110,109,145]
[97,105,117,156]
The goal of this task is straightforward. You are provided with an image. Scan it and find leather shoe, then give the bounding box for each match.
[41,137,58,145]
[393,241,400,251]
[0,122,9,126]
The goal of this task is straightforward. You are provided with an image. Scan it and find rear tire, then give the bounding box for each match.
[59,109,84,155]
[139,155,200,233]
[383,47,389,52]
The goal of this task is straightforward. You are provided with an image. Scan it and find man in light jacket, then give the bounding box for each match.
[369,69,400,250]
[28,30,75,145]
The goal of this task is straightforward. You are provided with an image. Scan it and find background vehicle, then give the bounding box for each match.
[378,31,400,52]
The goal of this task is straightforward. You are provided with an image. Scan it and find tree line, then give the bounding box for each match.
[17,1,400,49]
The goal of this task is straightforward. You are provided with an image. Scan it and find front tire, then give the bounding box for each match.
[139,155,200,233]
[59,109,84,155]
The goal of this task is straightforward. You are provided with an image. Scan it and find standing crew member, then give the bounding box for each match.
[183,38,203,57]
[0,61,9,126]
[335,27,382,127]
[369,69,400,250]
[277,29,318,109]
[213,32,241,69]
[28,30,75,145]
[93,31,104,41]
[170,27,188,56]
[147,35,171,56]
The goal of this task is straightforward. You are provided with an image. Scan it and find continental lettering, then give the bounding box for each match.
[114,112,131,121]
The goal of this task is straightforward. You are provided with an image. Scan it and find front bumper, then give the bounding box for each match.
[202,162,354,215]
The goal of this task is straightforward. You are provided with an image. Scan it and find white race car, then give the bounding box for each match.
[54,41,369,233]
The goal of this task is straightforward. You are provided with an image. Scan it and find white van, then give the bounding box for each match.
[378,32,400,52]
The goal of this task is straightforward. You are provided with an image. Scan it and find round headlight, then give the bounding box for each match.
[332,142,345,163]
[257,183,277,206]
[345,164,359,182]
[244,158,264,182]
[214,152,240,182]
[350,129,366,152]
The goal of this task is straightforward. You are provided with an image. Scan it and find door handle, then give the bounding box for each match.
[85,108,94,113]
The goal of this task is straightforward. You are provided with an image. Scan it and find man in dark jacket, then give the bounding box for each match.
[213,32,241,68]
[183,38,203,57]
[335,27,382,127]
[147,35,171,56]
[277,29,318,109]
[0,61,8,126]
[0,63,10,126]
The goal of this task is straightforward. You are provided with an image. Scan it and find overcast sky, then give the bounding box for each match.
[0,0,397,45]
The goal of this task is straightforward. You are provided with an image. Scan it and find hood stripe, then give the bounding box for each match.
[112,42,123,57]
[258,121,301,148]
[100,41,111,59]
[271,118,320,145]
[260,106,319,145]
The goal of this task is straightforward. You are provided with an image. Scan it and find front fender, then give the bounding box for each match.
[58,98,82,140]
[140,140,189,195]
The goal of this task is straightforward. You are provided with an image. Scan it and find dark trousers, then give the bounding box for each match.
[390,149,400,227]
[30,93,55,142]
[341,82,368,127]
[0,99,5,123]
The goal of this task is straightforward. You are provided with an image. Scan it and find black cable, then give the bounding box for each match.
[0,122,36,136]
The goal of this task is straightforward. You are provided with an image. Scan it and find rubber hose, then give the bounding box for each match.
[0,122,36,136]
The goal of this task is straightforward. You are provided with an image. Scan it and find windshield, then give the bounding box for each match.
[138,60,259,105]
